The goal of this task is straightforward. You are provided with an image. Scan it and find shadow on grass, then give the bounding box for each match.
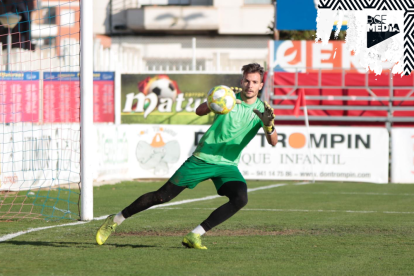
[2,240,157,249]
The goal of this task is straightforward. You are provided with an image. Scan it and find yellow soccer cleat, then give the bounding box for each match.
[182,233,207,249]
[96,214,118,245]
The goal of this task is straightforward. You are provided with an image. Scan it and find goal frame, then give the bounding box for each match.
[80,0,93,221]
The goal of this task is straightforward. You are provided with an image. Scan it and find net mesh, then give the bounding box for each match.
[0,0,81,220]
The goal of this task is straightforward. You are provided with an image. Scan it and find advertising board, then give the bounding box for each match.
[0,124,80,191]
[94,125,389,183]
[43,72,80,123]
[121,74,242,125]
[269,40,398,73]
[0,124,390,191]
[93,72,115,123]
[391,128,414,183]
[43,72,115,123]
[0,72,39,123]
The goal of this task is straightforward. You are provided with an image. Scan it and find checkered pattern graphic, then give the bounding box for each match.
[318,0,414,75]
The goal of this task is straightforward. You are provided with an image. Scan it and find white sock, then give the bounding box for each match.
[191,225,206,236]
[113,212,125,225]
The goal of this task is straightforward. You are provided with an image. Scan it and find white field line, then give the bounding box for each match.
[280,192,414,196]
[0,221,90,242]
[1,182,300,242]
[158,207,414,215]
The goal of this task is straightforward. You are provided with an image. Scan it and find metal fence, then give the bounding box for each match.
[93,36,270,73]
[264,68,414,129]
[0,42,80,72]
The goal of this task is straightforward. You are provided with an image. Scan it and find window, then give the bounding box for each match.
[140,0,213,6]
[44,7,56,25]
[168,0,190,4]
[244,0,273,4]
[139,0,168,5]
[39,37,56,49]
[185,0,213,5]
[60,9,75,27]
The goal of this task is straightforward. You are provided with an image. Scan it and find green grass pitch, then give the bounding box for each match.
[1,180,414,276]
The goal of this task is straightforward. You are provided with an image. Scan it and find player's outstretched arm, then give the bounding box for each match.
[196,102,212,116]
[253,101,278,146]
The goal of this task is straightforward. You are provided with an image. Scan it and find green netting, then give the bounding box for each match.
[0,0,81,221]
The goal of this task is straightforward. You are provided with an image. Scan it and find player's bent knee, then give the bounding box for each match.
[230,188,248,209]
[219,181,248,209]
[233,192,248,209]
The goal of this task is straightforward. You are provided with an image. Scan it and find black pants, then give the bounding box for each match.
[121,181,248,232]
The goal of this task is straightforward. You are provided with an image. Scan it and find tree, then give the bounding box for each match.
[268,21,347,41]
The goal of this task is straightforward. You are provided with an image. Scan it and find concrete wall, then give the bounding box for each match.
[93,0,274,35]
[93,0,111,35]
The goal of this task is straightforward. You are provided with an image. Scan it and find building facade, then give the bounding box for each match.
[93,0,274,73]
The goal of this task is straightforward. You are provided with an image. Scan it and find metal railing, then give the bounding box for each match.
[265,67,414,127]
[93,37,268,73]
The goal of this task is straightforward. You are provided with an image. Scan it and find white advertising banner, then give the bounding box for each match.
[93,124,209,181]
[239,126,389,183]
[0,124,389,191]
[94,125,389,184]
[391,128,414,183]
[0,124,80,191]
[94,125,130,181]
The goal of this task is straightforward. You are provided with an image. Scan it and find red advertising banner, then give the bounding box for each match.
[43,72,80,123]
[93,72,114,123]
[270,41,397,73]
[0,72,40,123]
[43,72,114,123]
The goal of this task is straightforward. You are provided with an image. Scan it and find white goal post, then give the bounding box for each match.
[80,0,94,221]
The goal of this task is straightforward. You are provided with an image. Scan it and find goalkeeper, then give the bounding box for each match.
[96,63,278,249]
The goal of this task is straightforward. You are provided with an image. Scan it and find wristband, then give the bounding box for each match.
[263,125,274,134]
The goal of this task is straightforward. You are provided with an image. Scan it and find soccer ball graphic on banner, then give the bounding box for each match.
[207,85,236,115]
[148,78,178,101]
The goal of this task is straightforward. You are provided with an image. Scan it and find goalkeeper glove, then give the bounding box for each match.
[230,87,242,104]
[253,101,275,134]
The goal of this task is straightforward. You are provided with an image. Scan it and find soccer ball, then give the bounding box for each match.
[207,85,236,115]
[148,78,177,101]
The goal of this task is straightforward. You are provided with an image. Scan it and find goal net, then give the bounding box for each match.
[0,0,81,220]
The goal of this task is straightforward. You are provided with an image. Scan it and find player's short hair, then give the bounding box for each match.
[242,63,264,83]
